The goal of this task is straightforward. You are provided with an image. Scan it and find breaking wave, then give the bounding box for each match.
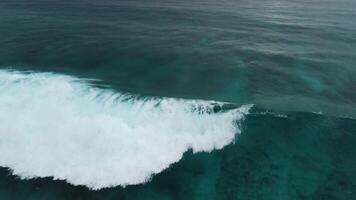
[0,70,251,189]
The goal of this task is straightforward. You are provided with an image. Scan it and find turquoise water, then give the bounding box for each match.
[0,0,355,199]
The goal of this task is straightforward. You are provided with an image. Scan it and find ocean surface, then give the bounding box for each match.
[0,0,355,199]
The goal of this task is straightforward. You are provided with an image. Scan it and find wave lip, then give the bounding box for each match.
[0,70,251,190]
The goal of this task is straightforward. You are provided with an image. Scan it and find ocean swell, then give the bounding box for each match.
[0,70,251,189]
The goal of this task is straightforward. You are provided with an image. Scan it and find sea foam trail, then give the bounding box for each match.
[0,70,251,190]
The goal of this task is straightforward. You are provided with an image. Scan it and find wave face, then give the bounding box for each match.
[0,70,250,190]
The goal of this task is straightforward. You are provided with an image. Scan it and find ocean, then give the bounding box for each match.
[0,0,355,199]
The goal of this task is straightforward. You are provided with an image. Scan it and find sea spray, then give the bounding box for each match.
[0,70,251,189]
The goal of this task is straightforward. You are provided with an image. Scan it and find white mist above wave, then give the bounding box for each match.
[0,70,251,189]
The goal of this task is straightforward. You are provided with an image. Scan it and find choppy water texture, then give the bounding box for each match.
[0,0,355,199]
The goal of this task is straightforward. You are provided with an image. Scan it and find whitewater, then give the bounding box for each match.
[0,70,251,190]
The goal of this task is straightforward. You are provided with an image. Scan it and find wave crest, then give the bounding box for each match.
[0,70,251,189]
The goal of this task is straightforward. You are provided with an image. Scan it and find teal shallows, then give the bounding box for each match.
[0,112,355,200]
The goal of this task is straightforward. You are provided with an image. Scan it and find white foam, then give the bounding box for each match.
[0,70,251,190]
